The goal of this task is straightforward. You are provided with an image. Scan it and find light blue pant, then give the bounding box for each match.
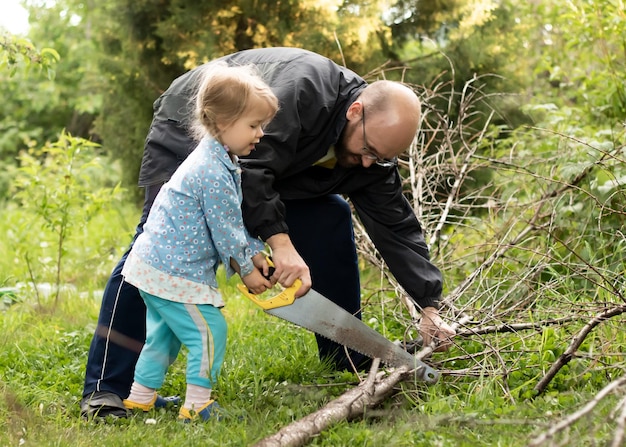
[133,290,227,390]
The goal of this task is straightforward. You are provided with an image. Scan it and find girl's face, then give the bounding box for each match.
[218,100,272,157]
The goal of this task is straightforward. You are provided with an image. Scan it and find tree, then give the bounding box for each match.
[0,30,59,198]
[0,0,103,196]
[92,0,387,194]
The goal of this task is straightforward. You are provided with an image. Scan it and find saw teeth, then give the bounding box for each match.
[251,289,440,384]
[270,314,384,363]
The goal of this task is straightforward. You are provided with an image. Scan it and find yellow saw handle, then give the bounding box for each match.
[237,255,302,309]
[237,280,301,310]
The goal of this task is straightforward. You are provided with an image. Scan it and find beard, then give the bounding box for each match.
[333,126,361,168]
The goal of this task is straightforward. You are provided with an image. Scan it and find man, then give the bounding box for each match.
[81,47,455,419]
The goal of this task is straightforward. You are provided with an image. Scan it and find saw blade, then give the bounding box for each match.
[266,289,439,384]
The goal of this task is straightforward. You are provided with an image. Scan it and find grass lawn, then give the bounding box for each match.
[1,271,622,447]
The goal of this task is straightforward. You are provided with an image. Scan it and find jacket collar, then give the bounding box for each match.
[202,136,240,172]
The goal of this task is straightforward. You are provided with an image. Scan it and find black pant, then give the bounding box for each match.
[82,185,160,399]
[82,192,366,399]
[283,195,367,370]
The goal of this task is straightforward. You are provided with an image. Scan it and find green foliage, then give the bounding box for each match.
[527,0,626,121]
[8,131,124,307]
[1,281,623,446]
[0,7,104,188]
[0,30,64,198]
[24,0,105,119]
[0,31,59,78]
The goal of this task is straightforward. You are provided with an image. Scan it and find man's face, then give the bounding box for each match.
[334,107,397,168]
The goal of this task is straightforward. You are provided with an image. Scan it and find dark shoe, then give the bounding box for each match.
[155,394,180,408]
[80,391,128,419]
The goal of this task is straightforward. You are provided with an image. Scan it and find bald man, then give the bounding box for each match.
[81,47,455,419]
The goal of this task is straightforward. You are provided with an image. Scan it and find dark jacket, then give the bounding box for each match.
[137,47,442,309]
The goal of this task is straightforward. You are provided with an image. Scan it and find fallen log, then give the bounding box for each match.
[252,358,411,447]
[253,314,473,447]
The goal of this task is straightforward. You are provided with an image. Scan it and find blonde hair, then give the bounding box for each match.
[191,62,279,140]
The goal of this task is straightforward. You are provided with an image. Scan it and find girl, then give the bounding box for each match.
[121,63,278,421]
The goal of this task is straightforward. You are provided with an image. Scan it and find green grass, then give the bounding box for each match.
[1,274,623,447]
[1,169,624,445]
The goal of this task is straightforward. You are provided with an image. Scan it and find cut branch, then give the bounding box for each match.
[252,317,470,447]
[252,364,412,447]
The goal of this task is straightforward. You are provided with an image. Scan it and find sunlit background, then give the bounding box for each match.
[1,1,29,34]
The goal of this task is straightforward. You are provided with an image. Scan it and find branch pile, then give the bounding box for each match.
[257,70,626,445]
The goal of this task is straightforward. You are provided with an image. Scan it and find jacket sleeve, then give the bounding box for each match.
[239,72,322,240]
[349,169,443,309]
[239,89,301,240]
[199,166,258,279]
[240,58,360,241]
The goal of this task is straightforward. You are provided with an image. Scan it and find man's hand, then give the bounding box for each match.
[266,233,311,297]
[419,306,455,352]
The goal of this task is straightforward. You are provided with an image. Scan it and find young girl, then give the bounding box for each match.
[121,63,279,421]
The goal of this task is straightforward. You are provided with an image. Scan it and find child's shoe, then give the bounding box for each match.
[178,400,222,422]
[124,394,180,412]
[155,395,181,409]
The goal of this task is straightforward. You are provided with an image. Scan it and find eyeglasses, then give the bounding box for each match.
[361,105,396,168]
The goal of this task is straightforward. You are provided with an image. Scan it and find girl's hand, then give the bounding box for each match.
[252,253,272,281]
[241,268,272,295]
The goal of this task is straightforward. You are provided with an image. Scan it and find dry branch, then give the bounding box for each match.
[534,304,626,395]
[528,374,626,446]
[253,315,471,447]
[252,363,411,447]
[454,316,577,337]
[611,395,626,447]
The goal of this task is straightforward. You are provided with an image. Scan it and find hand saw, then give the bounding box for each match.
[237,278,439,385]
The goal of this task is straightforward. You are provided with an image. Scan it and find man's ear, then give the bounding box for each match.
[345,101,364,121]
